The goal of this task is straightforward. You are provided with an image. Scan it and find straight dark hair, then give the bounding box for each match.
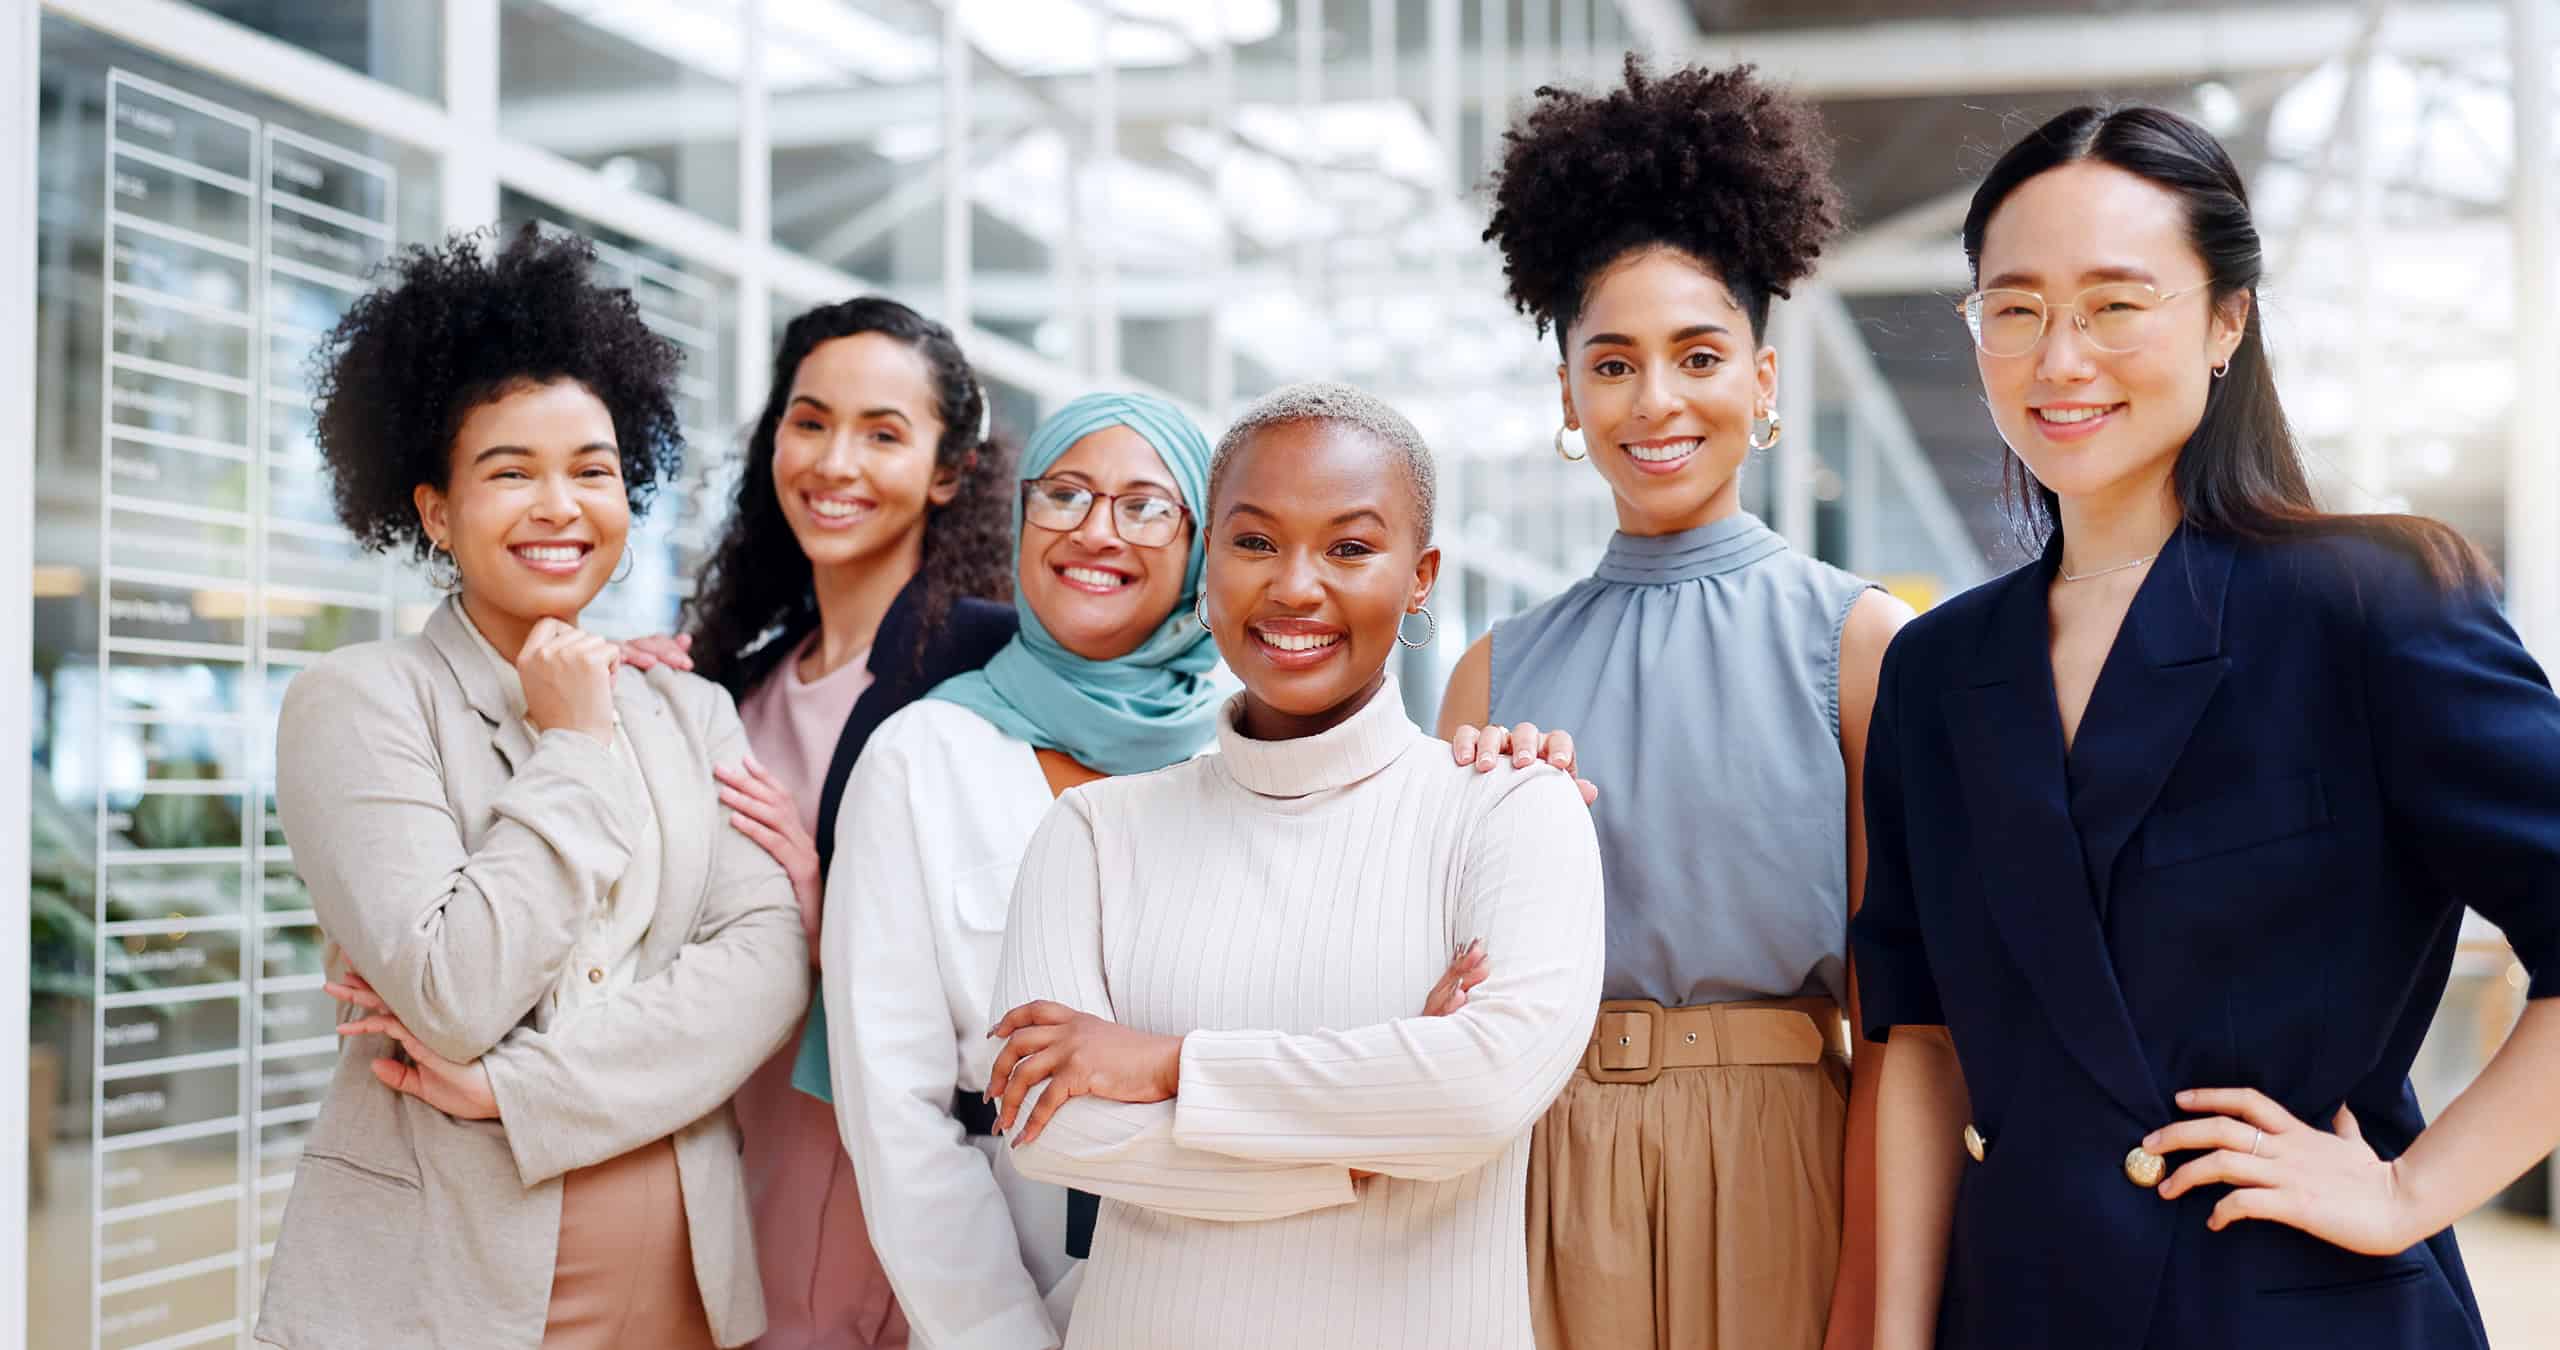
[684,297,1014,695]
[1963,104,2493,590]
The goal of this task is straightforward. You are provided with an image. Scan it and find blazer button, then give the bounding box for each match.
[586,967,604,985]
[1962,1124,1987,1163]
[2123,1145,2166,1188]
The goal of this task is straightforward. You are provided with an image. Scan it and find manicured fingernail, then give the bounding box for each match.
[2177,1090,2195,1102]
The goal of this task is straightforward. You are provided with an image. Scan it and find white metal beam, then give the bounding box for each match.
[1824,238,1973,296]
[444,0,501,233]
[2511,0,2558,667]
[2,0,37,1336]
[737,0,773,433]
[1691,3,2503,102]
[1811,292,1989,587]
[1773,296,1818,550]
[1612,0,1699,57]
[502,40,1615,158]
[942,0,972,333]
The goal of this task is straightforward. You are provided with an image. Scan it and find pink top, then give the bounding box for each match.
[733,634,908,1350]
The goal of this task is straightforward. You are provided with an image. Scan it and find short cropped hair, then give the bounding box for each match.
[1209,381,1437,544]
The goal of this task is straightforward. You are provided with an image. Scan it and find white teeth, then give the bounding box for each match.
[1255,630,1342,653]
[515,545,583,564]
[808,496,867,520]
[1624,439,1700,463]
[2038,406,2113,424]
[1062,566,1131,589]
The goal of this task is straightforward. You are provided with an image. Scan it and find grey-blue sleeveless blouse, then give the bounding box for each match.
[1490,512,1875,1007]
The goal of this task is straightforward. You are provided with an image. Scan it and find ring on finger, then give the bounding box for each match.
[2249,1128,2264,1157]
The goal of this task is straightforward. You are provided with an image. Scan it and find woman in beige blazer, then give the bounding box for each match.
[254,225,809,1349]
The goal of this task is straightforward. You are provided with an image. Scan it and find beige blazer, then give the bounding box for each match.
[254,599,809,1350]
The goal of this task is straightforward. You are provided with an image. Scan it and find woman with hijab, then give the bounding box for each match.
[810,393,1228,1348]
[819,392,1513,1350]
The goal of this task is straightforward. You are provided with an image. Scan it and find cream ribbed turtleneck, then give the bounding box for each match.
[991,679,1606,1350]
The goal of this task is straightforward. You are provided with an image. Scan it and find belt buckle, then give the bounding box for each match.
[1585,1002,1664,1085]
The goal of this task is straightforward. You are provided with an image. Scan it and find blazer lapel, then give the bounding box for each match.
[421,599,537,773]
[815,576,936,875]
[1941,557,2166,1123]
[612,669,700,969]
[2068,526,2236,912]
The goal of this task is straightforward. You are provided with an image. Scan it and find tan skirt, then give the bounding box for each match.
[1528,1001,1850,1350]
[542,1137,717,1350]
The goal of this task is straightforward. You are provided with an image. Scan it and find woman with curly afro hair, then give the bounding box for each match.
[619,297,1017,1350]
[1443,61,1909,1350]
[258,223,809,1349]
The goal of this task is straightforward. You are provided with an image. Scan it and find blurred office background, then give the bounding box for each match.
[7,2,2557,1346]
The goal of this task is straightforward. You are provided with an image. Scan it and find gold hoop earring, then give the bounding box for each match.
[1748,410,1784,452]
[1395,605,1438,649]
[1554,425,1585,462]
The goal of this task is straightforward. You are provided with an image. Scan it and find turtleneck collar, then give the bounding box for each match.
[1594,511,1788,586]
[1216,676,1420,799]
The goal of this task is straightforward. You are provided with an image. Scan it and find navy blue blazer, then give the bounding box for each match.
[1851,523,2560,1350]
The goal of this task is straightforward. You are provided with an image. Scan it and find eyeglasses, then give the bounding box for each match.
[1020,477,1191,547]
[1957,281,2210,358]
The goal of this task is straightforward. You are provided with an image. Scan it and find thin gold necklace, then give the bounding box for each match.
[2059,553,2158,583]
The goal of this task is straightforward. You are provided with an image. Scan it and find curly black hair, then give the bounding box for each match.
[309,222,685,558]
[1484,59,1846,351]
[683,297,1014,696]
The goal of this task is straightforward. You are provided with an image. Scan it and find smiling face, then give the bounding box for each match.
[412,377,629,653]
[770,332,960,580]
[1017,424,1193,662]
[1973,160,2248,515]
[1206,419,1439,740]
[1559,246,1778,537]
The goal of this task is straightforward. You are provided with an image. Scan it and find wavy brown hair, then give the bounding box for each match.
[684,298,1013,694]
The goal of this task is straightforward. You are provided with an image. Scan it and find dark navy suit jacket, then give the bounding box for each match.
[1851,523,2560,1350]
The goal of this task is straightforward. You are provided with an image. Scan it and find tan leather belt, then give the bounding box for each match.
[1581,997,1846,1085]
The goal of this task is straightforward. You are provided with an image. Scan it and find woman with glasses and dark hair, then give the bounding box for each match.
[619,295,1018,1349]
[807,391,1223,1348]
[1455,60,1906,1350]
[1854,105,2560,1350]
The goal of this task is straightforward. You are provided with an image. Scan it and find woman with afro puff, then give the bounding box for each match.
[255,223,808,1349]
[1445,62,1908,1350]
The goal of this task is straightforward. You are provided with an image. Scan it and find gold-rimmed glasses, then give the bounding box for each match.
[1957,281,2210,358]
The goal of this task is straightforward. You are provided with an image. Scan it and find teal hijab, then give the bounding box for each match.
[925,391,1222,773]
[792,391,1220,1103]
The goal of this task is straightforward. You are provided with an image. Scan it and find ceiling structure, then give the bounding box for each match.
[454,0,2542,572]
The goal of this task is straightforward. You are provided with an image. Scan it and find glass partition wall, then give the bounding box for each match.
[49,2,2470,1346]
